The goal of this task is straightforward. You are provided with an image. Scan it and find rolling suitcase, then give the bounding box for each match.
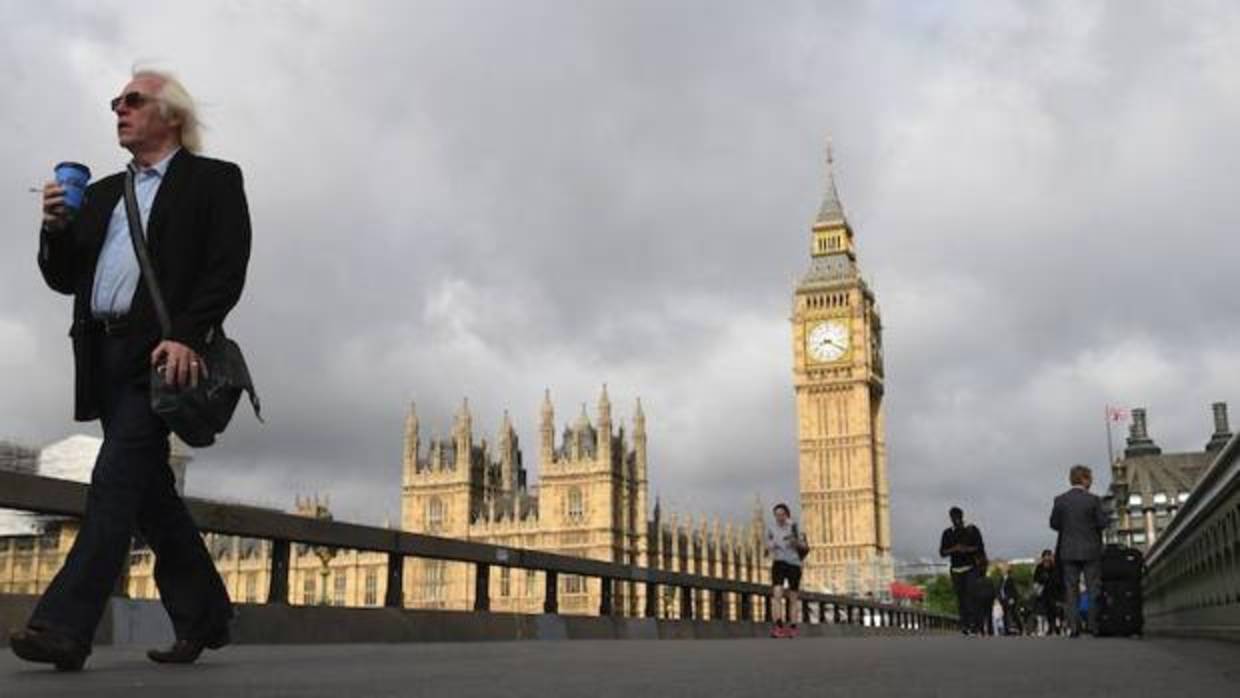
[1101,545,1143,582]
[1097,545,1144,637]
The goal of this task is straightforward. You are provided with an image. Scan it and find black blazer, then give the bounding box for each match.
[1049,487,1108,562]
[37,149,252,421]
[997,575,1018,604]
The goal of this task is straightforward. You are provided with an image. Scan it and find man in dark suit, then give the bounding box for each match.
[10,69,249,671]
[1050,464,1109,637]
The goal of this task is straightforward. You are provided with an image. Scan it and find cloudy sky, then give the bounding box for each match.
[2,0,1238,561]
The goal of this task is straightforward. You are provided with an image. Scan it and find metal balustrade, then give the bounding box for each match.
[1144,430,1240,641]
[0,470,954,633]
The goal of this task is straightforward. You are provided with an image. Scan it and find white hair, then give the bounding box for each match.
[132,67,204,153]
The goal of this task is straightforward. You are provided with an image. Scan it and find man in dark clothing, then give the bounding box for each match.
[995,563,1022,635]
[973,573,997,635]
[1032,549,1060,635]
[939,506,985,635]
[9,69,248,671]
[1050,465,1109,637]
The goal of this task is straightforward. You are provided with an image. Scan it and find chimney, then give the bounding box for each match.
[1124,407,1162,458]
[1206,402,1234,453]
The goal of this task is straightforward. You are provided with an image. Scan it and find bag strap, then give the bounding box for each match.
[122,164,173,339]
[124,165,265,426]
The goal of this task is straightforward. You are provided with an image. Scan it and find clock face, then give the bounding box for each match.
[808,320,850,362]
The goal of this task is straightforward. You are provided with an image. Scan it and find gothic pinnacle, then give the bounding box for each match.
[815,135,846,227]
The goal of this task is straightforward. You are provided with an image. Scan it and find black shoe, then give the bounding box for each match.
[9,627,89,671]
[147,627,230,665]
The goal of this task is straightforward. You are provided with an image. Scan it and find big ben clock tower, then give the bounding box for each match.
[792,145,892,596]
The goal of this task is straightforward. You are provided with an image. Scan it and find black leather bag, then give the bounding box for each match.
[123,165,262,447]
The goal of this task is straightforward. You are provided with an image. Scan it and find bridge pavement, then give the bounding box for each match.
[3,636,1238,697]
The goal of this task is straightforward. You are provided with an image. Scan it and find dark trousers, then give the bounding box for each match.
[999,599,1022,635]
[950,567,981,632]
[29,333,232,646]
[1061,558,1101,634]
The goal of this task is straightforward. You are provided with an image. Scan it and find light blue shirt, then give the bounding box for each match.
[90,149,178,317]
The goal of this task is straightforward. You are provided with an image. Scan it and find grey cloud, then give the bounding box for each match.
[2,1,1238,563]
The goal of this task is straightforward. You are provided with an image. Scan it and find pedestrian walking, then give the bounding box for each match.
[995,562,1022,635]
[939,506,986,635]
[1032,549,1058,636]
[764,503,809,638]
[1050,465,1109,637]
[10,68,251,671]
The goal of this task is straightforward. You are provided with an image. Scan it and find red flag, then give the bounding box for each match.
[1106,406,1129,422]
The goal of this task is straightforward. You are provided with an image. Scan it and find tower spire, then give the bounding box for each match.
[815,137,846,227]
[802,137,857,284]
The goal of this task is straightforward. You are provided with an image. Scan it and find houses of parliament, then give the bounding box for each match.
[1,148,894,609]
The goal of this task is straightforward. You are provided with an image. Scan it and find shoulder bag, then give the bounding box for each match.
[123,165,262,447]
[792,522,811,561]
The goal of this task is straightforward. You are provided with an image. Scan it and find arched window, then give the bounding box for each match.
[567,487,584,522]
[427,497,444,533]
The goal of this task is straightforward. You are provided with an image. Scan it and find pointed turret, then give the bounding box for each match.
[498,409,519,491]
[598,383,612,419]
[598,384,613,464]
[572,402,596,460]
[750,494,766,547]
[403,401,420,485]
[633,398,648,482]
[540,388,555,466]
[630,397,651,570]
[454,397,473,470]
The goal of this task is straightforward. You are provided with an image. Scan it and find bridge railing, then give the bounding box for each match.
[0,470,954,632]
[1143,429,1240,641]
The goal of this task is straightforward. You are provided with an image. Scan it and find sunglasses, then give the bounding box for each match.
[110,91,155,113]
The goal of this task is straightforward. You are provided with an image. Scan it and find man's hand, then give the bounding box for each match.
[42,182,70,231]
[151,340,207,390]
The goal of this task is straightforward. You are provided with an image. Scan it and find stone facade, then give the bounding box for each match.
[5,410,765,615]
[400,389,767,616]
[0,435,190,596]
[0,436,391,608]
[791,147,894,596]
[0,522,75,596]
[1104,404,1233,552]
[127,495,392,608]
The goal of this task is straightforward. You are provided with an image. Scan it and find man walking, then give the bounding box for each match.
[1050,465,1109,638]
[939,506,985,635]
[10,68,250,670]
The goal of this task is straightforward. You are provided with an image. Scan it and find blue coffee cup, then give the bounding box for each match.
[54,161,91,212]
